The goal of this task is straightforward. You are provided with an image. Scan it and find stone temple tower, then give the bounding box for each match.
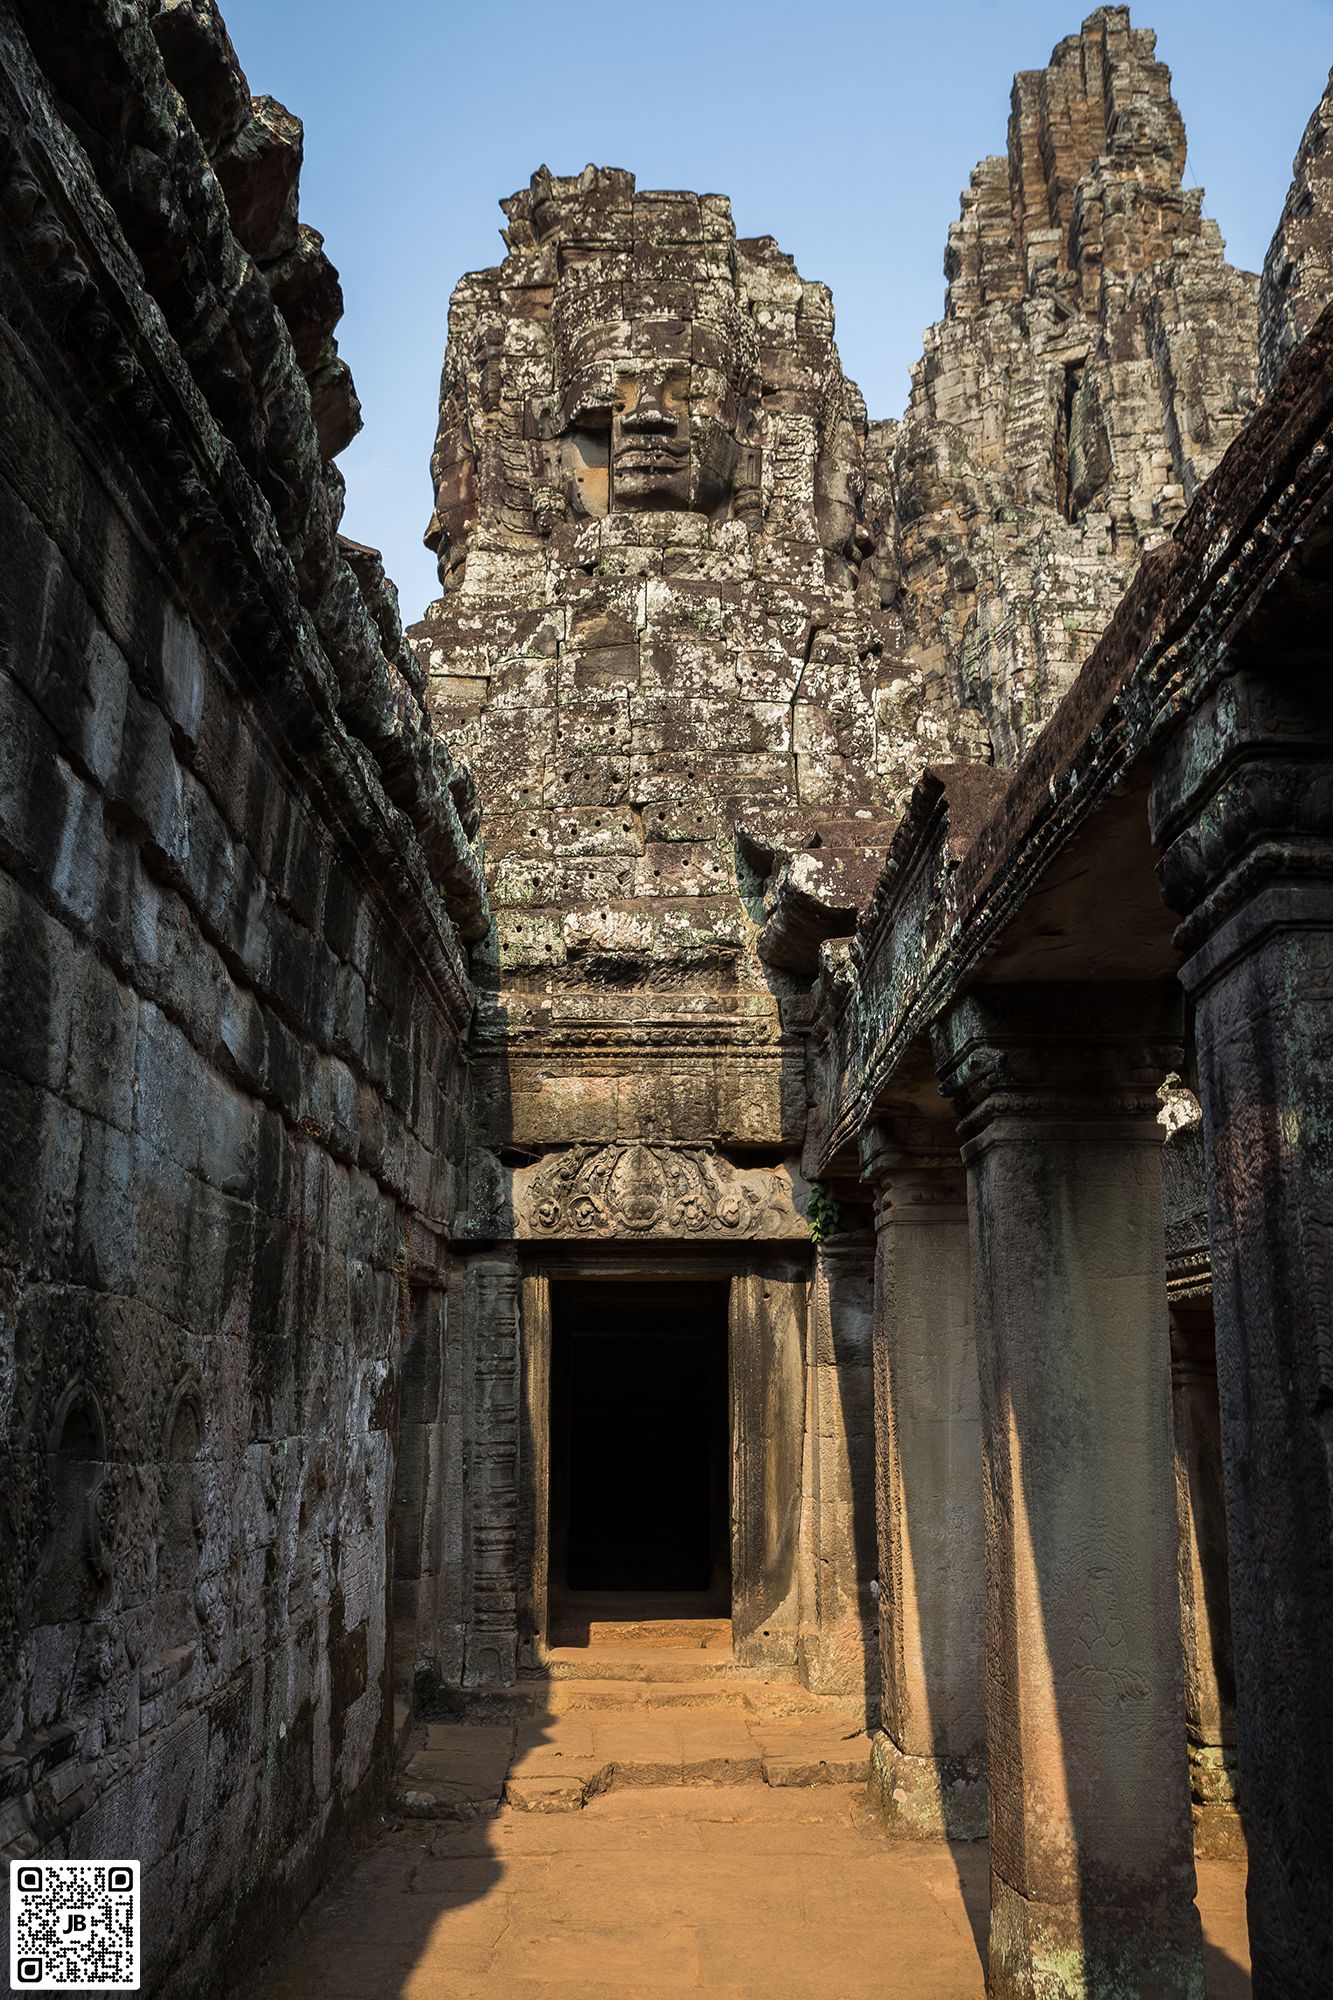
[412,163,967,999]
[407,165,910,1687]
[404,9,1260,1697]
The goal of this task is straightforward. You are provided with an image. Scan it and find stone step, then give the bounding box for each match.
[539,1647,767,1683]
[418,1684,537,1723]
[417,1665,858,1726]
[393,1723,514,1821]
[414,1681,774,1726]
[539,1677,861,1718]
[546,1616,734,1650]
[393,1713,872,1820]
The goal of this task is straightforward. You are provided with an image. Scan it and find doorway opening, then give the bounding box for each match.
[548,1277,731,1643]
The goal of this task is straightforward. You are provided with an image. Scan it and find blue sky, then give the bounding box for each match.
[220,0,1332,618]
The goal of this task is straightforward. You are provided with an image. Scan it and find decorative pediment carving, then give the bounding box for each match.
[513,1142,808,1242]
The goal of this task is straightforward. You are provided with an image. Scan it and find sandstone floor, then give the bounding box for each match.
[257,1782,1251,1999]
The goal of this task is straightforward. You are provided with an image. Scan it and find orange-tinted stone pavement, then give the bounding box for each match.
[259,1779,1250,1999]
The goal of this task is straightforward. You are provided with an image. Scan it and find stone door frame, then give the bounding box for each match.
[517,1246,811,1674]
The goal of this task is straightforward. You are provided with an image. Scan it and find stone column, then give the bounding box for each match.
[861,1118,986,1838]
[801,1234,878,1700]
[518,1270,552,1668]
[934,985,1201,2000]
[457,1251,521,1687]
[730,1263,807,1674]
[1169,1301,1241,1858]
[1151,666,1333,1994]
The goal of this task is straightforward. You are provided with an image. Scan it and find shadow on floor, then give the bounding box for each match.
[953,1843,988,1962]
[254,1743,1253,2000]
[945,1842,1252,1998]
[253,1682,558,2000]
[1203,1940,1252,1998]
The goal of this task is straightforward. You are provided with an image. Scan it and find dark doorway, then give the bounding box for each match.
[549,1279,730,1624]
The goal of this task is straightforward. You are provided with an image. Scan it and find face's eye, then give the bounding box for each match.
[567,389,613,428]
[614,367,691,417]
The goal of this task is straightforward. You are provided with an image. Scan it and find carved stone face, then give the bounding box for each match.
[610,362,694,510]
[555,316,757,519]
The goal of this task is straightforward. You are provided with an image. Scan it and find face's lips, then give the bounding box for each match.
[614,444,688,473]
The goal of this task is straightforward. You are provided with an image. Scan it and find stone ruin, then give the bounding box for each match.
[1,0,1332,1995]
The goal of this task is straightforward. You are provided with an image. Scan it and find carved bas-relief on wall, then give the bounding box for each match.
[513,1142,810,1240]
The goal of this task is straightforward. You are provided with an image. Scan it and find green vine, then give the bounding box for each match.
[807,1183,842,1244]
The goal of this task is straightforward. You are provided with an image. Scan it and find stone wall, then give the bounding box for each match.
[0,2,481,1992]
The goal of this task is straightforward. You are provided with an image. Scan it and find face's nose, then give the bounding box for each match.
[620,378,675,432]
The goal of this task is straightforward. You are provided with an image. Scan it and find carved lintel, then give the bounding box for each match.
[513,1142,809,1242]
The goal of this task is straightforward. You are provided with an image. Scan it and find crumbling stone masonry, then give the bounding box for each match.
[1261,66,1333,397]
[880,3,1258,766]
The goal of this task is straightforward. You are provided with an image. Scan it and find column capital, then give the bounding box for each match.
[932,982,1183,1155]
[859,1114,960,1178]
[1149,667,1333,996]
[859,1116,965,1221]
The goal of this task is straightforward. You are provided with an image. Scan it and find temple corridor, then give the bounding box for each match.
[3,0,1331,1992]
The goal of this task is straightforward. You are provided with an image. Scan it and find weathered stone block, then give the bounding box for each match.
[0,873,74,1093]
